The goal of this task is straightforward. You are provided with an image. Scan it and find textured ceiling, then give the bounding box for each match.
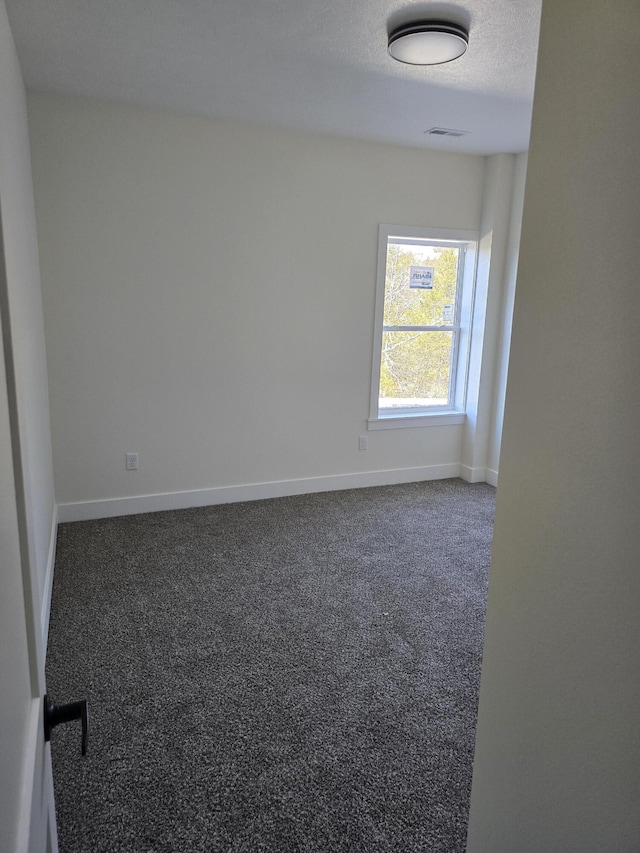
[5,0,542,155]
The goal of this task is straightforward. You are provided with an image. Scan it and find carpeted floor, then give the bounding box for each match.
[46,478,495,852]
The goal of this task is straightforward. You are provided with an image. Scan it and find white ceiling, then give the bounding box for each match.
[5,0,542,155]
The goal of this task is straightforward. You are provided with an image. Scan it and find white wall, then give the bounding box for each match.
[485,152,527,478]
[461,152,526,486]
[28,93,508,519]
[467,1,640,849]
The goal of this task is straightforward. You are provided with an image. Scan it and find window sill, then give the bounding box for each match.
[368,412,466,430]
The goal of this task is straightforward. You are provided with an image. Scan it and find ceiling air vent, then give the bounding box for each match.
[425,127,469,138]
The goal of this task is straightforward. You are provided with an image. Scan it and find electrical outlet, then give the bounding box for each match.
[126,453,138,470]
[358,435,368,451]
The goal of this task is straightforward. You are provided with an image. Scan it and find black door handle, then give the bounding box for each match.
[44,695,89,756]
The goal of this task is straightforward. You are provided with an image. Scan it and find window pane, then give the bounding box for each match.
[383,243,460,327]
[379,331,453,409]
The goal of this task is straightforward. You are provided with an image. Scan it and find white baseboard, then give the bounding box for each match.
[57,463,463,523]
[485,468,498,487]
[460,464,498,485]
[41,506,58,653]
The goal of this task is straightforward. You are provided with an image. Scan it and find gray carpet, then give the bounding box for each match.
[46,478,495,852]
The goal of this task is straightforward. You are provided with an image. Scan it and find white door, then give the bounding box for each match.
[0,256,57,852]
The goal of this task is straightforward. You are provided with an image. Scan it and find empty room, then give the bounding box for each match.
[2,1,639,851]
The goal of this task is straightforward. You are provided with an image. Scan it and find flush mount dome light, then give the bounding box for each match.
[388,20,469,66]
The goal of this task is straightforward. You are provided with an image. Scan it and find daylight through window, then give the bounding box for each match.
[370,225,477,425]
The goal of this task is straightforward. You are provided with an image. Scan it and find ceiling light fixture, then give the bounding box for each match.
[388,20,469,66]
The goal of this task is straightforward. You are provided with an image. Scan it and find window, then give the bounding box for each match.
[369,225,478,428]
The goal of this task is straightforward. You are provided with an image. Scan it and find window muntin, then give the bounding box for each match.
[370,226,477,424]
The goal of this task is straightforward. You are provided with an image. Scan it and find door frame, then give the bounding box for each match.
[0,4,59,841]
[0,210,58,853]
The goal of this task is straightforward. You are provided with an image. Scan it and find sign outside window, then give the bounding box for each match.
[409,266,434,289]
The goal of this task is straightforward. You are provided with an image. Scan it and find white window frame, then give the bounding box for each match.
[369,224,478,430]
